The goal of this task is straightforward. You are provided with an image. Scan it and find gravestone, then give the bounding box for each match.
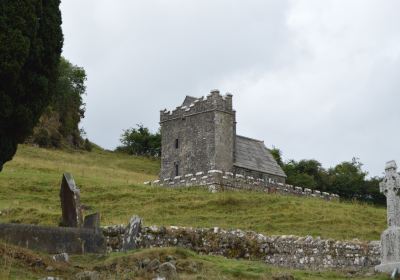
[375,161,400,273]
[122,215,142,251]
[84,213,100,230]
[60,173,83,228]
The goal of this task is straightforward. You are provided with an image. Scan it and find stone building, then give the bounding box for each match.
[159,90,286,184]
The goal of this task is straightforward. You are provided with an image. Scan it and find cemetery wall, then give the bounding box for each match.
[0,223,106,254]
[103,225,380,270]
[146,170,339,201]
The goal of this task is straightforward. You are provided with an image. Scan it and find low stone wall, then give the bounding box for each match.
[0,223,106,254]
[145,170,339,201]
[103,225,380,270]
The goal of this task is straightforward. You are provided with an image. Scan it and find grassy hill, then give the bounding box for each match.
[0,145,391,279]
[0,243,388,280]
[0,145,386,241]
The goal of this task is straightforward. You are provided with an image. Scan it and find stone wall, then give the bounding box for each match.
[146,169,339,201]
[0,223,106,254]
[103,225,380,270]
[233,165,286,184]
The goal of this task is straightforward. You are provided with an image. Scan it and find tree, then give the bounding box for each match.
[0,0,63,171]
[326,158,367,200]
[30,57,88,149]
[273,147,383,204]
[270,147,283,167]
[118,125,161,157]
[362,176,385,204]
[282,159,327,189]
[54,57,87,141]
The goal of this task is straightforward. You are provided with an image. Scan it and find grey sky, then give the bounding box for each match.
[60,0,400,177]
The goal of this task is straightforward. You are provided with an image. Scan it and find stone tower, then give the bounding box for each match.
[160,90,236,179]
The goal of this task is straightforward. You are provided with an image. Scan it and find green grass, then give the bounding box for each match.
[0,145,386,241]
[69,247,388,280]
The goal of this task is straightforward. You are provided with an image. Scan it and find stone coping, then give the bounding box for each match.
[144,169,339,201]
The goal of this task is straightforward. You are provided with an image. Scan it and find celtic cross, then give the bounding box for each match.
[380,160,400,227]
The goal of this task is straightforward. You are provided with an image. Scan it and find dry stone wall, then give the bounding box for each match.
[145,170,339,201]
[103,225,379,270]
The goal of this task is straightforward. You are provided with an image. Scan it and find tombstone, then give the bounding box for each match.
[84,213,101,230]
[122,215,142,251]
[375,161,400,273]
[60,173,83,228]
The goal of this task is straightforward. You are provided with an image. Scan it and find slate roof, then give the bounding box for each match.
[182,96,198,107]
[234,135,286,178]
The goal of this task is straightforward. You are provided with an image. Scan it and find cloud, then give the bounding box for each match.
[61,0,400,176]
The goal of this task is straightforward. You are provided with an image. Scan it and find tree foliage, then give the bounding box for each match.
[326,159,367,199]
[118,125,161,157]
[0,0,63,171]
[30,57,88,149]
[54,57,86,140]
[271,148,385,205]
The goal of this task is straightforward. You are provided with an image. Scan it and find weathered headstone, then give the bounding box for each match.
[375,161,400,273]
[84,213,100,230]
[60,173,83,228]
[122,215,142,251]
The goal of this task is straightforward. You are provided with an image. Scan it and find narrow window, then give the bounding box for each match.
[175,139,179,149]
[175,163,179,176]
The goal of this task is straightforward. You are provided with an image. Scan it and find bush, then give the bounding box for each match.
[119,124,161,157]
[84,139,93,152]
[35,129,51,148]
[29,57,88,150]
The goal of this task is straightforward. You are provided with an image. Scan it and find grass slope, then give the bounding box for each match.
[0,243,388,280]
[0,145,386,241]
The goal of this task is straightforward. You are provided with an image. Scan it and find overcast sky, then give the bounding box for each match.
[60,0,400,177]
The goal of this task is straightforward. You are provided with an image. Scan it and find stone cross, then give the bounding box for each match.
[60,173,83,228]
[379,160,400,227]
[376,160,400,273]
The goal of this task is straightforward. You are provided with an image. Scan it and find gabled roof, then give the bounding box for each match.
[234,135,286,178]
[182,96,198,107]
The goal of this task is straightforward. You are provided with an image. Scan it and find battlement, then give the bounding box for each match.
[144,170,340,201]
[160,89,234,123]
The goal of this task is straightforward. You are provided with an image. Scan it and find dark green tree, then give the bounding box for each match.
[270,147,283,167]
[284,161,312,188]
[283,159,326,189]
[118,125,161,157]
[361,176,385,204]
[326,158,367,200]
[54,57,86,140]
[30,57,88,148]
[273,148,383,204]
[0,0,63,171]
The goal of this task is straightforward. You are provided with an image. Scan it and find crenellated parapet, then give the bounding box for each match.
[145,170,340,201]
[160,89,234,123]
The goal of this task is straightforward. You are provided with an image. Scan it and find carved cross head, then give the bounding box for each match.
[380,160,400,196]
[385,160,397,175]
